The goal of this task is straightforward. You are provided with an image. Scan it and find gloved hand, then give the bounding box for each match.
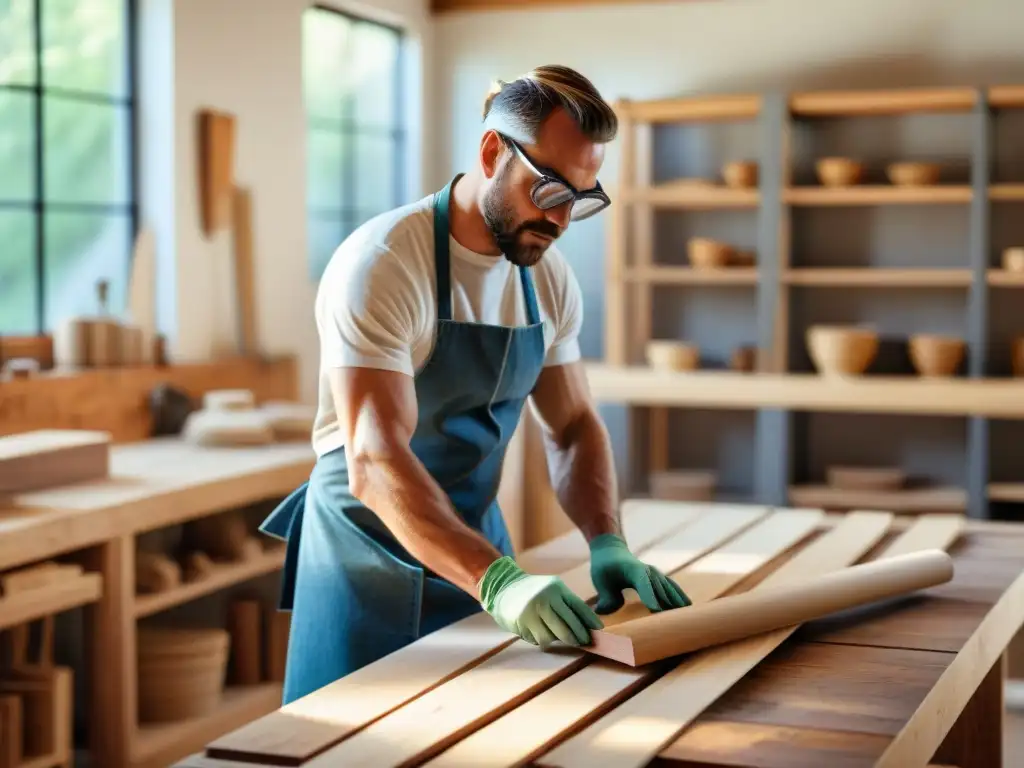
[589,533,691,614]
[479,556,603,647]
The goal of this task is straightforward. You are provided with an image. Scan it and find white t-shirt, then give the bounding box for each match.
[311,193,584,457]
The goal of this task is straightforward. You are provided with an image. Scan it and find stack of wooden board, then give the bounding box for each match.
[172,501,1024,768]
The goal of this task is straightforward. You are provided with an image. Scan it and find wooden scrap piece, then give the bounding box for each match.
[308,508,812,768]
[537,513,963,768]
[0,695,23,768]
[204,502,706,764]
[425,508,832,768]
[0,430,110,494]
[228,599,263,685]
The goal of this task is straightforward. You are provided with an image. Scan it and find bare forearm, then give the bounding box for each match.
[547,411,621,542]
[350,444,502,597]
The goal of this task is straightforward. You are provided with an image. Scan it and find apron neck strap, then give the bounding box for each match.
[432,174,543,327]
[432,177,456,321]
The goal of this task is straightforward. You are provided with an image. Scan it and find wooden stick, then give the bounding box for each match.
[585,549,954,667]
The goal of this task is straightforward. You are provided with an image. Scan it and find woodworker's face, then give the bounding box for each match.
[481,107,606,267]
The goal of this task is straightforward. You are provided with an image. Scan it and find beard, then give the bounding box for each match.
[482,171,561,267]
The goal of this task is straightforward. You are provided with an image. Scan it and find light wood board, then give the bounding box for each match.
[539,513,963,768]
[424,508,825,768]
[302,507,778,767]
[204,501,708,764]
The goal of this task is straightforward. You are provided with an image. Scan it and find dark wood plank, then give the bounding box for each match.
[796,593,991,653]
[655,721,891,768]
[697,642,952,737]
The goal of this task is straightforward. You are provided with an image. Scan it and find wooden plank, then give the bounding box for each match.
[652,721,893,768]
[0,429,110,494]
[424,509,825,768]
[203,502,711,765]
[784,185,973,206]
[789,87,977,116]
[0,355,297,441]
[293,507,773,767]
[583,363,1024,419]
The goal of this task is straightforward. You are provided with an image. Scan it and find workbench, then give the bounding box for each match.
[0,437,315,768]
[172,502,1023,768]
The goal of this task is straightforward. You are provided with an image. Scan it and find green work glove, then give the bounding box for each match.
[589,533,691,614]
[479,556,603,647]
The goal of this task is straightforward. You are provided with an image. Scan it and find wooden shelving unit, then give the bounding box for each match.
[603,84,1024,517]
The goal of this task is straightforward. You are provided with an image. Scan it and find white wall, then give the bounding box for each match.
[139,0,431,404]
[433,0,1024,361]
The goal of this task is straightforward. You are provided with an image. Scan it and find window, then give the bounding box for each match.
[0,0,137,335]
[303,4,405,278]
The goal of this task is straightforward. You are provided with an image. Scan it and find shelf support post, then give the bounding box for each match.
[755,91,791,504]
[967,87,992,519]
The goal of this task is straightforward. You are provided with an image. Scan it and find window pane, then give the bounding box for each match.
[0,209,38,333]
[42,0,127,97]
[44,97,130,204]
[303,9,352,121]
[349,22,399,128]
[0,89,36,202]
[308,213,351,279]
[0,0,36,85]
[308,127,348,209]
[44,211,130,329]
[355,133,396,214]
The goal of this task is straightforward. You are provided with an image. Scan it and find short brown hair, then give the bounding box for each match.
[482,65,618,144]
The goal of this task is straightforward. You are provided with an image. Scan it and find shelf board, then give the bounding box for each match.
[132,683,282,768]
[583,363,1024,418]
[784,185,973,206]
[628,266,758,285]
[785,268,972,288]
[133,548,285,618]
[989,85,1024,110]
[789,87,977,117]
[988,270,1024,287]
[990,184,1024,201]
[988,483,1024,503]
[620,94,761,124]
[629,182,759,209]
[0,573,102,631]
[788,484,967,513]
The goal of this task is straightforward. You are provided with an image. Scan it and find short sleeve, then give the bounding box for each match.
[315,242,425,377]
[543,255,583,368]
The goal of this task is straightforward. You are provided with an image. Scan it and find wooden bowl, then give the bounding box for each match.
[730,249,757,267]
[137,627,229,723]
[827,465,906,491]
[908,334,964,377]
[815,157,864,187]
[730,345,757,372]
[722,161,758,189]
[687,237,733,269]
[646,341,700,371]
[650,470,716,502]
[1002,247,1024,273]
[886,161,941,187]
[806,325,879,376]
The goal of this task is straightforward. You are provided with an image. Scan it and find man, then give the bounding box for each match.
[262,65,690,705]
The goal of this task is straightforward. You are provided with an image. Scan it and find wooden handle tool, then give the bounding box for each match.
[584,548,954,666]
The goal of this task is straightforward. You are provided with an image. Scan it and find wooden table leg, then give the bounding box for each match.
[933,651,1006,768]
[83,535,136,767]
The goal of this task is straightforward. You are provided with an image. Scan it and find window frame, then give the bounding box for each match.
[305,3,406,276]
[0,0,139,335]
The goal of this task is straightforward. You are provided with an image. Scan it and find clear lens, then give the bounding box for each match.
[570,196,607,220]
[532,179,574,209]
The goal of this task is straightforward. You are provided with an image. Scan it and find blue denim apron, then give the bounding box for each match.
[260,175,547,704]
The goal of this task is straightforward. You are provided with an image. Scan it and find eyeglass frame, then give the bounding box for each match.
[495,133,612,222]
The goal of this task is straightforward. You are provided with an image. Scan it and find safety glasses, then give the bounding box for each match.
[504,136,611,222]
